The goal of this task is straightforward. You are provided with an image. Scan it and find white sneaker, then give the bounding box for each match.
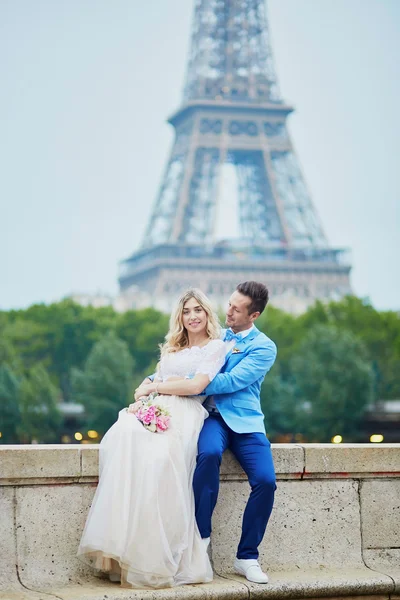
[234,558,269,584]
[202,537,211,551]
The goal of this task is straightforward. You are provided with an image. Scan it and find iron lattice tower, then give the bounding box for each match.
[119,0,351,314]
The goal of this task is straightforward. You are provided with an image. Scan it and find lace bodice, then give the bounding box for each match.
[157,339,226,383]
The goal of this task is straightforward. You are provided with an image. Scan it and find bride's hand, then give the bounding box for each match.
[134,383,154,401]
[128,400,143,414]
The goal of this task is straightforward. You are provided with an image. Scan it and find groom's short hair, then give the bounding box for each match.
[236,281,269,315]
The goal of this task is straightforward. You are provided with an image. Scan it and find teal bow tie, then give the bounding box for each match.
[224,330,241,343]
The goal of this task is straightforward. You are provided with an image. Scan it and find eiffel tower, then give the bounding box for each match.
[118,0,351,314]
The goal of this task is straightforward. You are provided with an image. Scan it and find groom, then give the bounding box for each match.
[194,281,277,584]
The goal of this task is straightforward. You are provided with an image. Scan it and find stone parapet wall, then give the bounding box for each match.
[0,444,399,600]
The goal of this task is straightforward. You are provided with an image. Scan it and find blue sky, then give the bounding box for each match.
[1,0,399,311]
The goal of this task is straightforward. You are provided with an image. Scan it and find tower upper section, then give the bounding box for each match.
[183,0,281,105]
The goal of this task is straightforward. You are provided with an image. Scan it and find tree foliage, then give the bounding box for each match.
[0,364,21,443]
[17,365,62,443]
[299,297,400,399]
[115,308,169,373]
[260,371,300,439]
[291,324,374,441]
[0,295,398,443]
[72,331,135,434]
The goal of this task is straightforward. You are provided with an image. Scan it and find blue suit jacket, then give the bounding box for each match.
[205,327,277,434]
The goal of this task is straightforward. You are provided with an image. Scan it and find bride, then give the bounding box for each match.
[77,289,226,589]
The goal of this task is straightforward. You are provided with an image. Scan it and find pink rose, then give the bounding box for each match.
[156,415,170,432]
[142,405,156,425]
[136,407,146,422]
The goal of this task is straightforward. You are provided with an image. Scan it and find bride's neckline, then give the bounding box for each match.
[181,338,217,351]
[187,340,211,350]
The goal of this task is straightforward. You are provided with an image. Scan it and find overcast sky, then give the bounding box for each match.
[1,0,399,311]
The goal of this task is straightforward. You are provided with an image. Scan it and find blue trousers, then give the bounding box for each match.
[193,412,276,559]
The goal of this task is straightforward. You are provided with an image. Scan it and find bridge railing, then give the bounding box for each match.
[0,443,399,600]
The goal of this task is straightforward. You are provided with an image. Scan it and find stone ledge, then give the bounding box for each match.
[1,445,399,599]
[0,575,248,600]
[1,444,399,486]
[364,549,400,594]
[302,444,400,477]
[0,568,396,600]
[221,567,395,599]
[0,445,81,482]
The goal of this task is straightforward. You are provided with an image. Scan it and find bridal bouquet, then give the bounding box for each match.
[128,393,171,433]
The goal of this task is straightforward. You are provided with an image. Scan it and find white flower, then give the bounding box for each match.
[146,422,157,433]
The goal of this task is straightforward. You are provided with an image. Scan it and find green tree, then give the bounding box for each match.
[2,319,50,371]
[299,296,400,399]
[12,300,118,399]
[0,311,10,337]
[17,365,62,443]
[0,338,21,372]
[261,370,299,439]
[72,331,135,434]
[116,308,169,373]
[292,324,374,441]
[257,306,303,379]
[0,364,21,443]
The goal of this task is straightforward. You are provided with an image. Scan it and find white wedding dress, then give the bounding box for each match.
[78,339,226,589]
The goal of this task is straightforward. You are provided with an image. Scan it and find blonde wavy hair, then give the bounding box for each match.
[161,288,221,355]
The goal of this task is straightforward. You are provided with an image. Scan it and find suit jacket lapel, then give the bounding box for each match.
[224,326,261,362]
